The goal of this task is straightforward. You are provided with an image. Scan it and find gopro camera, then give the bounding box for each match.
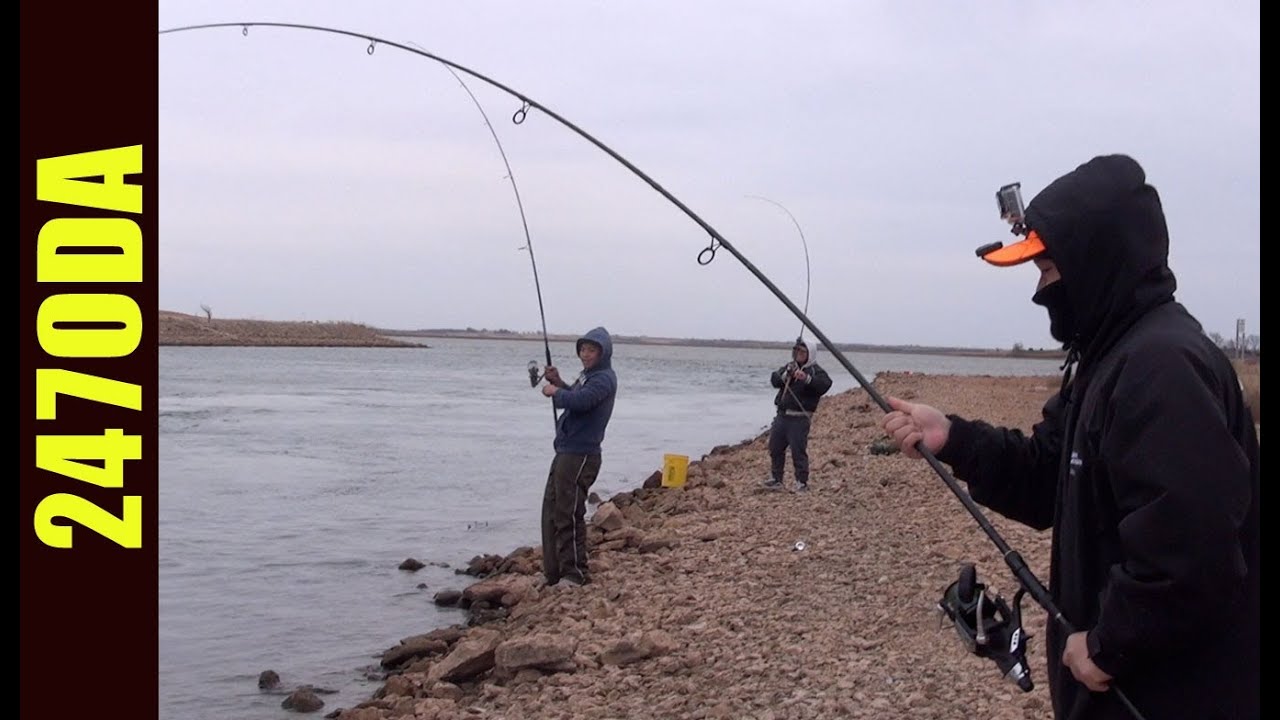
[976,182,1029,258]
[996,182,1027,236]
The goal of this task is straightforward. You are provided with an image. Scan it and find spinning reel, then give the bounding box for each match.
[527,360,544,387]
[936,563,1034,692]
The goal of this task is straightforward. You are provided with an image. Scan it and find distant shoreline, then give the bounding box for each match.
[378,329,1067,360]
[157,310,1065,360]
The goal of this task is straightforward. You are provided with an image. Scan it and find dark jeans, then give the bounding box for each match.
[769,414,811,485]
[540,451,602,584]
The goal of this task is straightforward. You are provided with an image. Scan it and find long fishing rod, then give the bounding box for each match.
[748,194,817,421]
[746,194,810,343]
[404,40,556,428]
[158,23,1145,716]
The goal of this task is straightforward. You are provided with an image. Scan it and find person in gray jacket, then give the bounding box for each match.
[539,326,617,586]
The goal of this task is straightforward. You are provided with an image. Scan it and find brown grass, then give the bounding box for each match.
[1234,358,1259,424]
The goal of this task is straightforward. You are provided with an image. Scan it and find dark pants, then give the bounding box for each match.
[540,451,602,584]
[769,414,811,485]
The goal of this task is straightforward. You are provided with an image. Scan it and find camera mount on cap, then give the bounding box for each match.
[975,182,1028,258]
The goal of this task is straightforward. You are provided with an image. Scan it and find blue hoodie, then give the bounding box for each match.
[551,327,617,455]
[547,326,616,453]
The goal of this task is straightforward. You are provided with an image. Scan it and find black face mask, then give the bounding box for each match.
[1032,281,1076,344]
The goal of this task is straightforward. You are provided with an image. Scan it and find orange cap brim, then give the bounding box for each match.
[980,230,1046,267]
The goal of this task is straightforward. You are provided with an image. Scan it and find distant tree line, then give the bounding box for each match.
[1012,332,1260,359]
[1208,331,1260,358]
[1010,342,1054,355]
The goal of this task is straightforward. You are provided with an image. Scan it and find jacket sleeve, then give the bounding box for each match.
[934,391,1065,530]
[771,367,787,388]
[1085,348,1253,677]
[806,365,833,396]
[552,373,616,412]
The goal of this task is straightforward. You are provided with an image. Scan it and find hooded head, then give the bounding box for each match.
[791,337,811,366]
[978,154,1177,351]
[576,326,613,372]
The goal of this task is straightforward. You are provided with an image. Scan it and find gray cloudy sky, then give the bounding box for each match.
[158,1,1259,350]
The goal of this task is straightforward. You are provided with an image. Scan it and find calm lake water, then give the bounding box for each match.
[158,338,1063,720]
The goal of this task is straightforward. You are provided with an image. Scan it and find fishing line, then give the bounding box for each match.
[159,24,1147,715]
[404,39,556,427]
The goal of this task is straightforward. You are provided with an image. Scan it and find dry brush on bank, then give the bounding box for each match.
[158,310,421,347]
[1233,359,1260,424]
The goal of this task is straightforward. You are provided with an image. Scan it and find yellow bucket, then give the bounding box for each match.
[661,453,689,488]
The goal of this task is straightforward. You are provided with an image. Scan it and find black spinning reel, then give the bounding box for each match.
[527,360,543,387]
[937,563,1035,692]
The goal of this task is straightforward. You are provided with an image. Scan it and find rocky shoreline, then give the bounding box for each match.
[294,372,1062,720]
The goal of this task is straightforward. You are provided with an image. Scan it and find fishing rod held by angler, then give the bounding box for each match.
[745,194,810,344]
[748,194,816,419]
[159,24,1145,716]
[403,39,556,427]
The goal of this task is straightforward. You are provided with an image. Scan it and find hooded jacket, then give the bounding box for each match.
[770,340,833,413]
[551,327,618,455]
[938,155,1260,720]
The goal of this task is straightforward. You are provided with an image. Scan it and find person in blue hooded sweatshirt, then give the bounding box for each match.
[539,327,618,586]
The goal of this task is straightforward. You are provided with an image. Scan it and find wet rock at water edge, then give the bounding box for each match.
[458,553,504,577]
[258,669,280,690]
[434,589,463,606]
[282,687,324,713]
[398,557,425,571]
[380,635,450,669]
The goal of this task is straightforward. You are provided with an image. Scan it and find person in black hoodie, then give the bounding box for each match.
[764,338,833,492]
[540,327,618,587]
[880,155,1259,720]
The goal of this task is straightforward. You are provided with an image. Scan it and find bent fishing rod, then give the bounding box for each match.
[747,194,811,345]
[403,40,556,428]
[159,23,1145,716]
[749,195,817,420]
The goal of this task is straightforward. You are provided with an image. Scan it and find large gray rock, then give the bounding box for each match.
[591,502,626,531]
[281,687,323,713]
[495,633,578,671]
[427,628,503,683]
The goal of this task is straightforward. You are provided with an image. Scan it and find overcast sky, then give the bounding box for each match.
[158,1,1259,350]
